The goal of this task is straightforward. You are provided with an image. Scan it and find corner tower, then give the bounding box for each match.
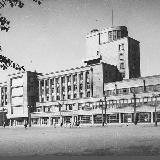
[86,26,141,79]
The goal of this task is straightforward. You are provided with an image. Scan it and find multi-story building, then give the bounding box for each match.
[6,71,39,126]
[103,75,160,124]
[0,81,8,126]
[31,62,122,126]
[0,25,159,127]
[86,26,140,79]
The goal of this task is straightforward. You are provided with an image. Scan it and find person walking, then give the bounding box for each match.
[3,121,6,128]
[24,123,28,129]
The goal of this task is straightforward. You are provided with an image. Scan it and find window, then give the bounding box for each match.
[56,95,60,100]
[80,92,83,98]
[119,53,124,60]
[51,79,54,86]
[130,87,135,93]
[120,63,125,69]
[79,84,83,90]
[68,105,72,110]
[121,73,125,78]
[113,30,116,40]
[73,74,77,82]
[73,85,77,91]
[122,88,129,95]
[61,77,65,83]
[67,86,71,92]
[119,43,125,51]
[87,83,90,89]
[62,94,65,100]
[67,94,71,99]
[117,30,121,39]
[79,73,83,80]
[108,31,112,41]
[67,75,71,82]
[87,91,90,97]
[73,93,77,99]
[56,86,60,93]
[62,86,65,92]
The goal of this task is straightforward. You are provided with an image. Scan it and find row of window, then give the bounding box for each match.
[40,71,90,87]
[40,90,91,102]
[105,84,160,96]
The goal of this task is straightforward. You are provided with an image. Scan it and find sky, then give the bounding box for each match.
[0,0,160,82]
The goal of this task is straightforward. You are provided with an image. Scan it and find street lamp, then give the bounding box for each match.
[152,94,160,127]
[27,106,31,127]
[2,108,5,126]
[104,96,107,125]
[133,93,137,125]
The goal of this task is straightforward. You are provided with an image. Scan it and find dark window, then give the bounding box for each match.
[108,31,112,41]
[113,30,116,40]
[120,63,125,69]
[80,92,83,98]
[73,93,77,99]
[117,30,121,39]
[87,92,90,97]
[61,77,65,83]
[67,94,71,99]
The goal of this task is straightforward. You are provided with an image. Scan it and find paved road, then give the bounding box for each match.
[0,125,160,159]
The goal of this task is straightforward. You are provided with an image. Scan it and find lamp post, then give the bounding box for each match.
[27,106,31,127]
[2,108,5,126]
[104,96,107,124]
[99,99,104,126]
[133,93,137,125]
[152,94,160,127]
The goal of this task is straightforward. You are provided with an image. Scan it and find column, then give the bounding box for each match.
[3,87,5,105]
[83,71,86,98]
[39,117,41,126]
[65,76,68,99]
[10,119,12,126]
[71,74,74,99]
[77,73,80,98]
[119,113,121,124]
[44,79,46,102]
[54,78,57,100]
[49,79,52,101]
[91,114,94,125]
[59,77,62,100]
[39,81,42,102]
[48,117,51,126]
[0,87,2,107]
[151,112,154,123]
[90,68,93,97]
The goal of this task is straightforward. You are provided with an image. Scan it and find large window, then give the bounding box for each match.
[108,31,112,41]
[107,114,119,123]
[79,115,91,124]
[120,62,125,69]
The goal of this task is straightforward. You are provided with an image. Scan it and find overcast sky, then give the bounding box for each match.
[0,0,160,82]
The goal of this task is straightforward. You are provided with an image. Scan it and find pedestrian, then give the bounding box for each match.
[60,122,63,127]
[54,122,56,128]
[24,123,27,129]
[3,121,6,128]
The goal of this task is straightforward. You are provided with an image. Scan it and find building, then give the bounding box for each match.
[31,62,122,126]
[0,81,8,126]
[0,25,160,127]
[6,71,39,126]
[86,26,140,79]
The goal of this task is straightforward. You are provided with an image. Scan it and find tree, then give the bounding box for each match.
[0,0,43,71]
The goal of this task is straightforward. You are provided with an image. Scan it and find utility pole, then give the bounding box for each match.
[100,99,104,126]
[104,96,107,124]
[152,94,159,127]
[27,106,31,127]
[133,93,137,125]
